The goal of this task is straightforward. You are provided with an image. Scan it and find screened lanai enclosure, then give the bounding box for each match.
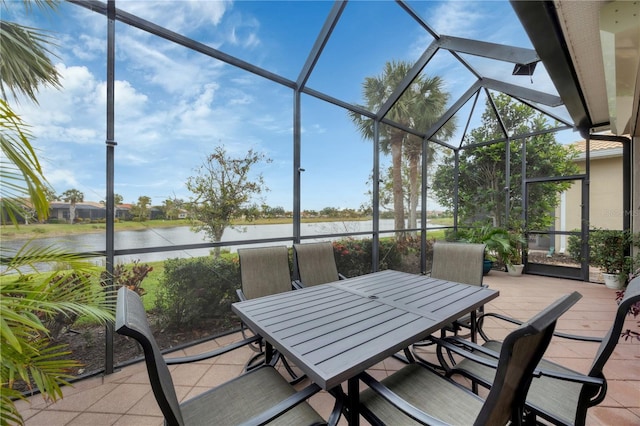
[6,0,638,377]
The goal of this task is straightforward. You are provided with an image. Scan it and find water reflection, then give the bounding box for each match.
[3,219,416,266]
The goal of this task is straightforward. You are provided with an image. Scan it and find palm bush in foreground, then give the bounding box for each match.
[0,244,115,426]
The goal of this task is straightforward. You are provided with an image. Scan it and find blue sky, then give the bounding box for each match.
[6,0,578,211]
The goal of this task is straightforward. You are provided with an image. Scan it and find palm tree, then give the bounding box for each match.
[350,61,455,236]
[0,1,60,225]
[1,3,114,424]
[61,188,84,224]
[402,75,455,230]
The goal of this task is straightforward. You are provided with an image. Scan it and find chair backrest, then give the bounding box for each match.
[474,291,583,426]
[238,246,292,299]
[589,275,640,377]
[293,242,340,287]
[430,242,486,286]
[115,287,184,426]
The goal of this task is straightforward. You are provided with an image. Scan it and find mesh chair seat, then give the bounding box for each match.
[360,364,483,425]
[236,246,306,383]
[238,246,292,300]
[430,242,486,331]
[293,242,345,287]
[180,366,325,426]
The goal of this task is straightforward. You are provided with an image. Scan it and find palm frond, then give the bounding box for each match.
[0,100,51,224]
[0,21,61,103]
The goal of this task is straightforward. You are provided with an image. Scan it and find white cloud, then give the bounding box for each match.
[43,168,80,189]
[430,1,486,38]
[95,80,149,116]
[115,0,232,34]
[115,32,225,97]
[67,34,106,61]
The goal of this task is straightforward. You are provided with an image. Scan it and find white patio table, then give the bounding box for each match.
[232,269,499,425]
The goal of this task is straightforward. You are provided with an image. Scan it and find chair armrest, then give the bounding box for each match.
[238,383,328,426]
[165,335,261,365]
[477,313,604,343]
[438,336,605,391]
[359,371,449,426]
[435,336,500,371]
[236,288,247,302]
[292,279,304,289]
[536,368,605,386]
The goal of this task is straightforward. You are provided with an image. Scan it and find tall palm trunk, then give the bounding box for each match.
[69,202,76,224]
[390,136,405,239]
[408,152,419,235]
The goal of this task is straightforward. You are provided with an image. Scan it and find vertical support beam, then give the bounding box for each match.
[104,0,117,375]
[621,139,631,232]
[520,137,527,267]
[582,135,591,282]
[453,150,460,231]
[505,137,511,226]
[293,90,302,246]
[420,138,429,274]
[372,121,380,272]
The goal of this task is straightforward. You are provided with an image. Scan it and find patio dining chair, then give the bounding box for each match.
[429,242,487,333]
[358,291,582,425]
[116,286,338,426]
[237,246,304,383]
[411,242,487,365]
[436,276,640,426]
[293,242,346,288]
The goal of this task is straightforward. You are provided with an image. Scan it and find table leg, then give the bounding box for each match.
[470,310,479,394]
[470,310,477,344]
[265,341,273,365]
[347,377,360,425]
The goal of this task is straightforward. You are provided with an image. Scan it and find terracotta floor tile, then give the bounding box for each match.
[86,383,150,414]
[66,412,122,425]
[24,410,80,425]
[112,414,164,426]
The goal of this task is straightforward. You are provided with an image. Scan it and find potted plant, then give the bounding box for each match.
[506,228,528,276]
[590,228,635,289]
[461,225,513,275]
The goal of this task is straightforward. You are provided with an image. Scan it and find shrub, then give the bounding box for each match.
[333,238,372,277]
[569,228,640,283]
[332,237,406,277]
[154,256,240,329]
[43,271,95,340]
[380,237,404,271]
[567,230,583,262]
[100,260,152,297]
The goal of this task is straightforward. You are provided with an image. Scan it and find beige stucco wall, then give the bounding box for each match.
[554,150,623,253]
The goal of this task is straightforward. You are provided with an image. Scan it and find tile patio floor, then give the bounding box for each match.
[15,271,640,425]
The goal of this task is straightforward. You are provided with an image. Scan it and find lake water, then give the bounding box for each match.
[3,219,421,266]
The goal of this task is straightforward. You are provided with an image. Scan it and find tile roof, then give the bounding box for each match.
[572,139,624,152]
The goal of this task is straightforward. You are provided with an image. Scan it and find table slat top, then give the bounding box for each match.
[232,270,498,389]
